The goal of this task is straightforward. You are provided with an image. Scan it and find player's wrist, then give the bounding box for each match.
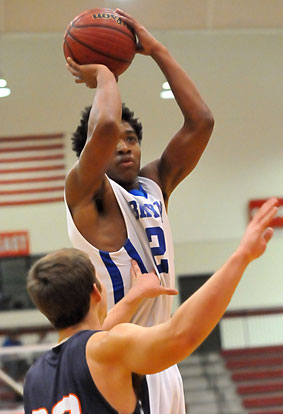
[231,248,252,268]
[150,43,168,59]
[96,65,117,86]
[96,64,115,76]
[124,286,145,305]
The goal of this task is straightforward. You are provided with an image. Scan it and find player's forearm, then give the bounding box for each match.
[125,249,251,375]
[166,249,250,361]
[88,67,122,141]
[102,290,144,330]
[151,45,213,128]
[110,199,276,376]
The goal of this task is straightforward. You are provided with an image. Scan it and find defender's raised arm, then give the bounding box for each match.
[94,198,278,374]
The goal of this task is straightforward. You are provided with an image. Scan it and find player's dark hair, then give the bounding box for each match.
[71,103,143,158]
[121,103,143,144]
[27,248,101,329]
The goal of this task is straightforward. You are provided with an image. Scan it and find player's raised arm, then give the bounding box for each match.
[92,198,278,374]
[102,261,178,330]
[65,58,122,207]
[116,9,214,204]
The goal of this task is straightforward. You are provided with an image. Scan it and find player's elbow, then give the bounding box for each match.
[96,116,121,139]
[196,108,214,136]
[187,106,214,138]
[204,110,214,132]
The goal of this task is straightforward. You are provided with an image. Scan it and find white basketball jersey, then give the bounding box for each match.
[65,176,175,326]
[65,176,186,414]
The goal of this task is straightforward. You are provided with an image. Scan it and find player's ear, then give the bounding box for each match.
[92,283,102,302]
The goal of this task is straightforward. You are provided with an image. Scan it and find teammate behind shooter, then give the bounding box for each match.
[24,198,278,414]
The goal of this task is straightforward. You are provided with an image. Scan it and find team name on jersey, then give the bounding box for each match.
[128,200,163,221]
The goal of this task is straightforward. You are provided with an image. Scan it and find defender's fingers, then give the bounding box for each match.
[144,270,160,282]
[151,272,161,282]
[130,260,137,280]
[262,227,274,244]
[130,260,141,279]
[253,198,278,223]
[161,288,178,296]
[259,205,278,229]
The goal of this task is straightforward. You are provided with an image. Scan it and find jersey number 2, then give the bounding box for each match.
[146,227,169,274]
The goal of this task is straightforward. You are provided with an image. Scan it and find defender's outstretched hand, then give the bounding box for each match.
[115,8,161,55]
[237,197,278,263]
[102,261,177,331]
[66,57,116,88]
[130,260,178,299]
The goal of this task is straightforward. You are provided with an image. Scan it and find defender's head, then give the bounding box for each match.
[27,248,105,329]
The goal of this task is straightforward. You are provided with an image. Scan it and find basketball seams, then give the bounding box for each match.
[72,9,93,25]
[63,8,136,75]
[65,30,132,64]
[63,40,76,61]
[70,22,136,43]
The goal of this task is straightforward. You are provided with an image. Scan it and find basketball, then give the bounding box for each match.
[63,8,136,76]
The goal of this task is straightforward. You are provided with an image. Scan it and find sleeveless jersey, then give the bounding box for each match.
[23,330,145,414]
[65,177,186,414]
[65,176,175,326]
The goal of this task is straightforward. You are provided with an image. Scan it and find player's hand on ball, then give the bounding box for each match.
[66,57,115,88]
[115,9,161,56]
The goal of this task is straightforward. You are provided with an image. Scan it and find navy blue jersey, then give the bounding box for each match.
[24,330,148,414]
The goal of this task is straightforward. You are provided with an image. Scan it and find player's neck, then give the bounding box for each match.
[122,178,140,192]
[58,313,102,343]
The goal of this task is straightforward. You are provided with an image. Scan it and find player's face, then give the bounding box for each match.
[106,121,141,190]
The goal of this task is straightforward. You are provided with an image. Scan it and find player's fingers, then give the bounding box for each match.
[161,288,178,296]
[259,205,278,229]
[254,198,278,223]
[152,272,161,283]
[115,9,137,28]
[66,63,74,74]
[66,64,80,77]
[130,260,137,279]
[144,271,160,283]
[117,14,134,28]
[115,9,132,19]
[67,56,80,69]
[130,260,142,279]
[262,227,274,244]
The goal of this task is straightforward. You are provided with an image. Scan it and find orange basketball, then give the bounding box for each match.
[63,8,136,76]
